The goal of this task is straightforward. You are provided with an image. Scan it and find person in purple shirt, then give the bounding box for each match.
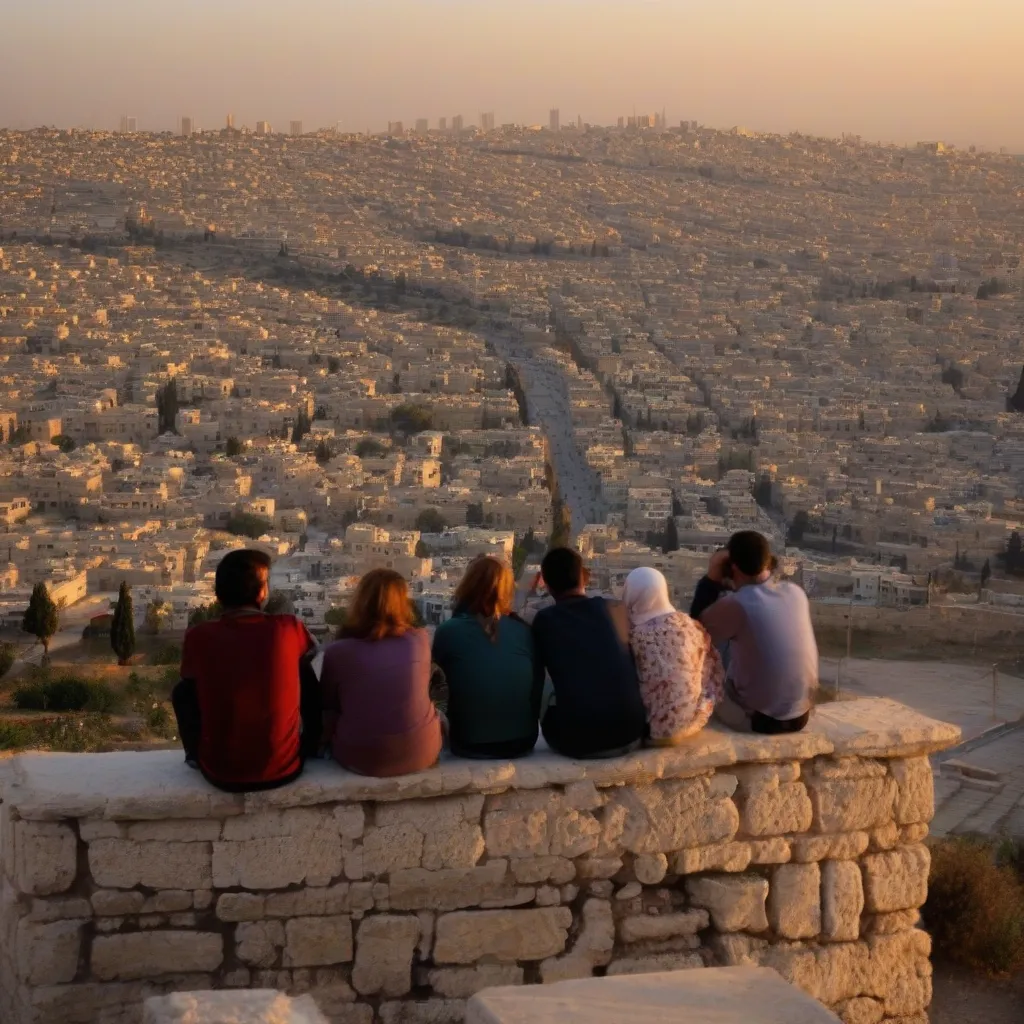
[320,569,442,777]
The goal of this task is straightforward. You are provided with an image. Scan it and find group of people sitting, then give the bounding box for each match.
[171,530,819,793]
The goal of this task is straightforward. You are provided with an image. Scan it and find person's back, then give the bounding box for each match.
[182,612,312,789]
[321,629,440,776]
[433,611,541,758]
[727,580,817,720]
[533,586,647,758]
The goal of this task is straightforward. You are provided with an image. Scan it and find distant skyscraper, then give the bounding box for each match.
[226,113,235,130]
[415,118,429,134]
[549,109,560,132]
[438,117,447,131]
[617,116,625,129]
[290,120,303,137]
[119,115,137,134]
[480,112,495,132]
[452,114,464,134]
[255,120,271,136]
[577,114,583,130]
[180,117,193,137]
[388,121,405,137]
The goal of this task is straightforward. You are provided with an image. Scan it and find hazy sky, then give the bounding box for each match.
[2,0,1023,150]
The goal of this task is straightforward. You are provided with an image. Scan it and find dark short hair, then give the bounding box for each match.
[215,549,272,608]
[541,547,585,598]
[727,531,772,577]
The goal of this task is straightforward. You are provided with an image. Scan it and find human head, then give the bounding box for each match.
[623,567,675,627]
[455,556,515,621]
[342,568,414,641]
[726,531,775,583]
[215,549,271,609]
[541,547,588,600]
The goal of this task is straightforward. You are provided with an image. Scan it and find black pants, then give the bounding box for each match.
[171,658,323,791]
[541,707,644,760]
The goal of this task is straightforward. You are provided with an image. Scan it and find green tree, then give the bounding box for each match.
[512,544,528,580]
[980,558,991,594]
[1006,530,1023,574]
[315,439,332,464]
[0,641,16,681]
[788,510,810,545]
[156,379,179,434]
[390,403,433,434]
[324,607,347,629]
[548,502,572,550]
[110,581,136,666]
[291,408,312,444]
[327,356,341,375]
[663,515,680,554]
[225,512,274,539]
[466,502,485,527]
[144,598,168,635]
[50,434,76,453]
[415,539,430,558]
[356,438,388,458]
[23,582,59,660]
[415,508,447,534]
[224,436,244,457]
[188,601,222,626]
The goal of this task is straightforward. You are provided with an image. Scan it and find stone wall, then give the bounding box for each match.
[0,698,959,1024]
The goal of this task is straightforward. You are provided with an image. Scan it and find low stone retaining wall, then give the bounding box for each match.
[0,698,959,1024]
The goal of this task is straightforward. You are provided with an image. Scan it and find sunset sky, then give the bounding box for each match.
[2,0,1023,150]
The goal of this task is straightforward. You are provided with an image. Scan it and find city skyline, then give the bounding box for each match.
[2,1,1024,151]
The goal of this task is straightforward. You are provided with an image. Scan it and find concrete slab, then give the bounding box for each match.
[466,967,842,1024]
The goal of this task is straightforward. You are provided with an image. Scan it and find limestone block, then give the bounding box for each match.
[89,839,211,890]
[791,832,870,863]
[510,856,575,885]
[563,781,605,811]
[708,932,769,967]
[768,863,821,939]
[618,909,710,943]
[92,931,223,981]
[17,918,82,984]
[549,810,601,858]
[634,853,668,884]
[813,757,889,779]
[92,890,145,916]
[862,846,930,913]
[686,875,769,933]
[378,1000,466,1024]
[217,893,266,922]
[809,776,897,833]
[836,997,885,1024]
[869,823,901,852]
[362,823,425,876]
[223,808,332,841]
[285,916,354,968]
[265,885,353,918]
[539,898,614,982]
[576,857,623,879]
[483,810,549,858]
[79,819,125,841]
[733,763,801,786]
[212,832,342,890]
[889,760,934,826]
[536,886,561,906]
[389,861,510,912]
[615,882,642,900]
[606,952,704,975]
[822,860,864,942]
[608,779,739,854]
[748,838,791,864]
[142,890,193,914]
[759,939,871,1007]
[28,896,92,922]
[14,821,77,895]
[350,915,419,995]
[429,965,524,997]
[869,932,933,1016]
[334,806,366,840]
[236,921,286,968]
[422,823,485,871]
[480,886,536,909]
[434,907,572,964]
[127,820,222,842]
[899,823,929,844]
[742,782,813,837]
[865,910,920,935]
[672,841,751,874]
[143,991,329,1024]
[194,890,214,910]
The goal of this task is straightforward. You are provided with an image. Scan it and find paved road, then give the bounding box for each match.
[7,593,116,671]
[490,331,606,536]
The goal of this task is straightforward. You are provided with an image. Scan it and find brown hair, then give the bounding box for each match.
[454,557,515,639]
[340,569,415,641]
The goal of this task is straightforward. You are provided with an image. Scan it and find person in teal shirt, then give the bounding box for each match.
[432,557,544,758]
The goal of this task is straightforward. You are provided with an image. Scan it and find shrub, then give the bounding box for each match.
[0,714,118,752]
[145,703,176,740]
[0,640,17,680]
[12,675,124,714]
[150,643,182,667]
[923,837,1024,975]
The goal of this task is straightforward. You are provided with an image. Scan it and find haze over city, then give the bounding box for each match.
[3,0,1024,150]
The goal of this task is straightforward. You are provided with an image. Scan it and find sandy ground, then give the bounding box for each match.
[930,965,1024,1023]
[819,656,1024,742]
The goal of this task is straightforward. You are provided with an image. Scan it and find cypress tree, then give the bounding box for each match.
[22,582,59,660]
[111,581,136,666]
[663,515,680,554]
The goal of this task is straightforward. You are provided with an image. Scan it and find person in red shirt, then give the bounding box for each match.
[171,549,320,792]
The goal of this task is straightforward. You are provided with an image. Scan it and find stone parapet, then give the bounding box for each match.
[0,698,958,1024]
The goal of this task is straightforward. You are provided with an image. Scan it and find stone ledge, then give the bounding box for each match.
[1,699,959,822]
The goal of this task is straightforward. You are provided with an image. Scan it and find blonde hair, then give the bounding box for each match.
[454,557,515,641]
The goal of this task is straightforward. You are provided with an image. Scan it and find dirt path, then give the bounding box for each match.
[930,964,1023,1023]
